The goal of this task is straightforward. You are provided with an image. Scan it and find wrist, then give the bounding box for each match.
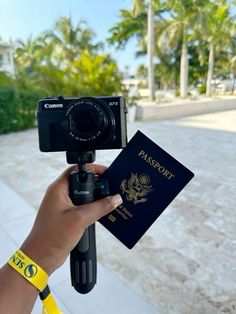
[20,237,61,276]
[0,263,39,314]
[7,249,63,314]
[2,263,39,293]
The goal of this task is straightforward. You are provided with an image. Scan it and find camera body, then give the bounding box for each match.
[37,95,127,152]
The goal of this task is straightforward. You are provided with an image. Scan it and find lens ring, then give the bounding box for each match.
[64,97,114,144]
[69,105,107,140]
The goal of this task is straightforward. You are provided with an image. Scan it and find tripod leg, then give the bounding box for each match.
[70,224,97,294]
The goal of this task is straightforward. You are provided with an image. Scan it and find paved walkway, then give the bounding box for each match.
[0,109,236,313]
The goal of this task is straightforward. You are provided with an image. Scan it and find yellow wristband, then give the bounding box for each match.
[8,249,63,314]
[8,249,48,291]
[42,294,63,314]
[40,285,63,314]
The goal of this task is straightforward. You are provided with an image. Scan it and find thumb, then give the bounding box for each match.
[75,194,123,227]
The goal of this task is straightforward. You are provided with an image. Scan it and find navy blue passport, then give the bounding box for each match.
[99,130,194,249]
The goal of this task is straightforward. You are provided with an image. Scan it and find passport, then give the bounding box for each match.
[99,130,194,249]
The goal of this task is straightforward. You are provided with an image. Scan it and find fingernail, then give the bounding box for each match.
[111,194,123,208]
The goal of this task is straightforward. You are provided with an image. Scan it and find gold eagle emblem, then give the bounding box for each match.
[120,173,153,205]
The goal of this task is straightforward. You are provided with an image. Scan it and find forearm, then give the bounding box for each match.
[0,263,38,314]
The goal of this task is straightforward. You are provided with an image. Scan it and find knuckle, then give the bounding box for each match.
[46,182,55,193]
[103,197,114,214]
[47,181,60,195]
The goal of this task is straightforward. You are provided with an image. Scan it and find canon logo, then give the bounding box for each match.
[44,103,63,109]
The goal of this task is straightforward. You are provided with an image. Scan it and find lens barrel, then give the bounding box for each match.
[64,97,115,145]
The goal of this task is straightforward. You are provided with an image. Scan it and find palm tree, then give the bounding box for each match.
[108,0,160,101]
[109,0,209,99]
[229,34,236,94]
[147,1,155,100]
[160,0,206,98]
[108,1,147,49]
[45,16,103,63]
[201,1,235,96]
[15,36,43,73]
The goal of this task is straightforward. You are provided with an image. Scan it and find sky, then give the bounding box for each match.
[0,0,146,73]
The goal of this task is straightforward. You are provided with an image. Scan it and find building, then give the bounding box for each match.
[0,41,15,76]
[122,76,146,91]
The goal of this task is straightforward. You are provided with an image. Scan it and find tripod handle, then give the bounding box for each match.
[70,224,96,294]
[69,171,97,294]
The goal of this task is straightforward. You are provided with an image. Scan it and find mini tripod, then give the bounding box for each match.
[66,151,109,294]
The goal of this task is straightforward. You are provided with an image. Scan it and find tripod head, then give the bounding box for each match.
[66,150,95,166]
[66,150,109,205]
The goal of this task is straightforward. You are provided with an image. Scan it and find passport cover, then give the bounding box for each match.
[99,130,194,249]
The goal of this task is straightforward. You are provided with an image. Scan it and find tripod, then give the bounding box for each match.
[66,151,109,294]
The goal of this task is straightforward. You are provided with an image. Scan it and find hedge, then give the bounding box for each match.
[0,74,41,134]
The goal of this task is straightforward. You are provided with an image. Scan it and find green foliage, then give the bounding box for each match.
[107,9,147,49]
[0,84,17,134]
[198,83,206,94]
[0,16,122,134]
[0,72,13,86]
[175,89,180,97]
[13,16,121,98]
[0,72,42,134]
[65,53,121,96]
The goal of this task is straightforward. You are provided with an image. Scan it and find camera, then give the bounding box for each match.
[37,95,127,152]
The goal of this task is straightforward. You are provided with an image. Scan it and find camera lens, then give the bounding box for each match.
[64,97,115,145]
[71,111,97,133]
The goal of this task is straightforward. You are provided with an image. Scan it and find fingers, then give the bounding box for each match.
[56,163,106,185]
[50,163,107,194]
[85,163,107,176]
[47,165,76,193]
[57,165,77,183]
[74,194,123,228]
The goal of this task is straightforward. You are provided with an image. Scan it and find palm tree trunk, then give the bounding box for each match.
[232,76,235,94]
[147,1,155,101]
[206,43,214,96]
[180,28,188,98]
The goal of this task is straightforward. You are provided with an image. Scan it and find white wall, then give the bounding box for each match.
[0,43,15,76]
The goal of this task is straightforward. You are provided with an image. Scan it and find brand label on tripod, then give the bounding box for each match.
[75,190,90,195]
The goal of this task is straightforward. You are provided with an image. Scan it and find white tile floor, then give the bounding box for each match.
[0,179,157,314]
[0,180,35,223]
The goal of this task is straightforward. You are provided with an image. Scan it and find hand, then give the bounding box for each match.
[20,164,122,275]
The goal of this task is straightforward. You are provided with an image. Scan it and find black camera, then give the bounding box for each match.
[37,95,127,152]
